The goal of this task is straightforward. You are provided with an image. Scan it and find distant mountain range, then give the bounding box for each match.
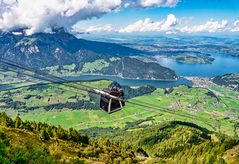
[0,29,177,80]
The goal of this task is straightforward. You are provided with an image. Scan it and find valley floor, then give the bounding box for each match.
[0,76,239,163]
[1,77,238,137]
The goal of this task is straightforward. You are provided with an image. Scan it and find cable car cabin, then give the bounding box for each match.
[100,82,125,114]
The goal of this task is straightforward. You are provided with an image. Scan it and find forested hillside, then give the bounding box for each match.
[110,121,239,163]
[0,112,138,163]
[0,113,238,163]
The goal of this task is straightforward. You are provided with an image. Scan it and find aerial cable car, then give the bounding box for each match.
[0,57,126,114]
[96,82,125,114]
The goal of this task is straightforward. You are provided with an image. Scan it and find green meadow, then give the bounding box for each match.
[0,77,238,136]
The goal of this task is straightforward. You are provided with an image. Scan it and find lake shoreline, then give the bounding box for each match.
[63,73,178,82]
[156,52,239,77]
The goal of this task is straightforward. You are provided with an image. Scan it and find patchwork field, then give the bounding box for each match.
[1,79,238,137]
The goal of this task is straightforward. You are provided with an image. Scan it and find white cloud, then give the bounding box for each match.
[2,0,15,5]
[179,19,228,33]
[124,2,130,8]
[73,24,114,33]
[75,15,239,35]
[0,0,122,35]
[12,31,23,35]
[0,0,183,35]
[231,20,239,32]
[1,0,238,35]
[161,13,177,30]
[125,0,179,8]
[119,14,177,33]
[119,18,162,33]
[74,14,177,34]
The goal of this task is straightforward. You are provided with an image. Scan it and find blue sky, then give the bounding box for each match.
[80,0,239,28]
[0,0,238,35]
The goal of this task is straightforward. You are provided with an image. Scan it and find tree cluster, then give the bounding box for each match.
[0,112,139,163]
[0,112,89,144]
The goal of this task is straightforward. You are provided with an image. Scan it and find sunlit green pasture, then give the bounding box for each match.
[17,85,239,136]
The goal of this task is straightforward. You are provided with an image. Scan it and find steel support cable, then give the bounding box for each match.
[0,60,204,116]
[1,58,193,111]
[0,61,124,109]
[0,71,86,97]
[0,66,98,98]
[0,59,102,95]
[0,59,92,92]
[0,64,192,116]
[128,99,194,119]
[0,58,124,102]
[0,58,94,89]
[126,100,213,127]
[0,61,174,113]
[0,58,216,128]
[0,64,215,129]
[0,65,98,103]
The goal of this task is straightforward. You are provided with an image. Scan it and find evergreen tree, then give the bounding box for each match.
[40,129,50,141]
[14,115,23,129]
[56,126,67,139]
[0,112,14,127]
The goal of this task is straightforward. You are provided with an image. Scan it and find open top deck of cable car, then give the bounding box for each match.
[100,82,125,114]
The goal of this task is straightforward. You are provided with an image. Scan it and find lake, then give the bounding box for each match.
[2,52,238,89]
[66,75,193,88]
[156,52,239,77]
[66,52,239,88]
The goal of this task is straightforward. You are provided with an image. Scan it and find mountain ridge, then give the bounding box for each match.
[0,30,177,80]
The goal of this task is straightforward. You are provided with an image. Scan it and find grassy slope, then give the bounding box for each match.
[0,80,111,109]
[0,79,238,136]
[0,126,138,163]
[109,121,239,164]
[17,85,239,137]
[1,121,239,164]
